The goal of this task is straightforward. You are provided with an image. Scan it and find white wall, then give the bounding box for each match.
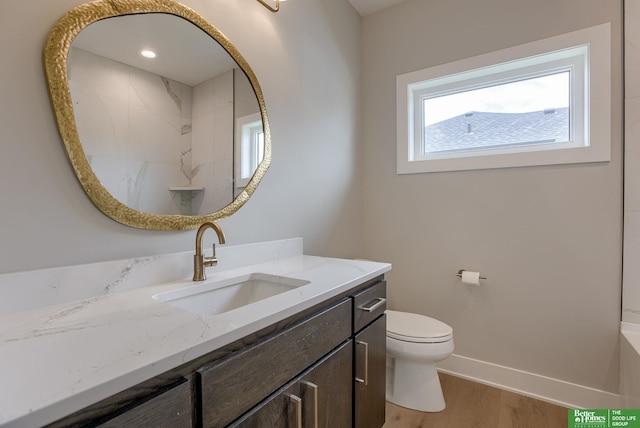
[361,0,623,395]
[0,0,362,274]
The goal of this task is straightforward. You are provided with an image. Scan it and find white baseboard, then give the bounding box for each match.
[437,354,622,409]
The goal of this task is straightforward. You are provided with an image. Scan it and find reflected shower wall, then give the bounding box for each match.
[68,47,236,215]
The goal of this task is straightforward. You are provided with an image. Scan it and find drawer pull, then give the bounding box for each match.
[355,340,369,385]
[300,381,318,428]
[287,394,303,428]
[358,297,386,313]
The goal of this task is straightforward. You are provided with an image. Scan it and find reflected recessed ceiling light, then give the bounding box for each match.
[140,49,157,59]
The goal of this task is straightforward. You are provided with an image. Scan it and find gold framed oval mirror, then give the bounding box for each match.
[44,0,271,230]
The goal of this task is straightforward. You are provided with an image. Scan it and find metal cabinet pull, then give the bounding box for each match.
[287,394,303,428]
[355,340,369,385]
[358,297,386,313]
[300,381,318,428]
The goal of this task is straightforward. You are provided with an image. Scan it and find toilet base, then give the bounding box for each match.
[386,358,446,412]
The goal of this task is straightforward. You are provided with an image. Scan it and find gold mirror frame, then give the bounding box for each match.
[44,0,271,230]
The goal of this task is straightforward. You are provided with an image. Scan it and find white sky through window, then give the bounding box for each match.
[423,71,570,126]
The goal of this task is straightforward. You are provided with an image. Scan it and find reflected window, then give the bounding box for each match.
[236,113,264,188]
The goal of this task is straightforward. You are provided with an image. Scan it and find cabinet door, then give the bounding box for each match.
[354,315,386,428]
[301,341,352,427]
[234,341,353,428]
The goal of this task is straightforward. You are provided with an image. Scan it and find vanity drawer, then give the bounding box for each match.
[353,280,387,333]
[97,378,192,428]
[197,298,352,428]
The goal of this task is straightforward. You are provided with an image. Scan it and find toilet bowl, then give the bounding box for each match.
[386,310,454,412]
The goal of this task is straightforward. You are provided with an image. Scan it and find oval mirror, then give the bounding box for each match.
[44,0,271,230]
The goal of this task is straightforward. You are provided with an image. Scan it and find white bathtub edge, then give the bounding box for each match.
[621,323,640,408]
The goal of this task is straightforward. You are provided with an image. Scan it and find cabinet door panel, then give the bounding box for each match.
[302,341,352,428]
[233,341,352,428]
[354,315,386,428]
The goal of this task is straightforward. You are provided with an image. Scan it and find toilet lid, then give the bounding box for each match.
[386,310,453,343]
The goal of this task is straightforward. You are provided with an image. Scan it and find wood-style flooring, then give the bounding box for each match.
[383,373,568,428]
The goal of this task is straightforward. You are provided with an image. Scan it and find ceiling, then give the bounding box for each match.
[348,0,406,16]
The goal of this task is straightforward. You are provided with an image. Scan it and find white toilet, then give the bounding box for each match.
[385,310,454,412]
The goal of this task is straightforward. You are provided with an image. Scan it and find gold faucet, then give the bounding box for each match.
[193,222,226,281]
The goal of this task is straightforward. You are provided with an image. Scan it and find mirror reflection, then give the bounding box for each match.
[68,13,262,216]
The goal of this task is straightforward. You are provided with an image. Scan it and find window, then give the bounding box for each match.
[396,23,611,174]
[421,72,571,156]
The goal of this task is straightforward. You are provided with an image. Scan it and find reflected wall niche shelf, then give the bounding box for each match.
[169,186,205,192]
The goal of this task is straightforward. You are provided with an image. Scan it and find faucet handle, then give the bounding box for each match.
[203,244,218,268]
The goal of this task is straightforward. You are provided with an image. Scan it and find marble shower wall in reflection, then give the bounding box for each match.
[68,48,233,215]
[192,70,234,215]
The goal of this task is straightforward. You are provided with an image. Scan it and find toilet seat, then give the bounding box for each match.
[386,310,453,343]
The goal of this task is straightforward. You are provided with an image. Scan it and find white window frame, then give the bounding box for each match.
[396,23,611,174]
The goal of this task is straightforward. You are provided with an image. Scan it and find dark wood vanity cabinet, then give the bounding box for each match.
[47,277,387,428]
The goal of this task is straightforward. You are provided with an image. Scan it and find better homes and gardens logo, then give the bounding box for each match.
[569,409,640,428]
[572,410,608,427]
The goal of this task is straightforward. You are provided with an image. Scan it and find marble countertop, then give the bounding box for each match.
[0,246,390,427]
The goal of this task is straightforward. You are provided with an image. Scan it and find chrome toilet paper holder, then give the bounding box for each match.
[457,269,487,280]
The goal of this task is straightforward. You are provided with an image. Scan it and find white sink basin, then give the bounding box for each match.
[153,273,310,316]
